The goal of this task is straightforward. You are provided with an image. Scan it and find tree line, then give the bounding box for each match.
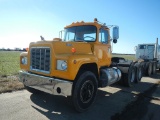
[0,48,27,51]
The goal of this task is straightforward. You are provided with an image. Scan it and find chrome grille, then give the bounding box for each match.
[30,47,50,73]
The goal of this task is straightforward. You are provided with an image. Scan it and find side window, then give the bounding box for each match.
[65,32,75,41]
[147,45,155,49]
[64,27,76,41]
[139,45,146,49]
[99,28,109,43]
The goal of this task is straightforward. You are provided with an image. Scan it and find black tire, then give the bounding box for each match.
[152,62,156,74]
[72,71,98,112]
[135,65,142,83]
[140,62,145,76]
[123,65,136,87]
[24,85,40,94]
[145,62,152,76]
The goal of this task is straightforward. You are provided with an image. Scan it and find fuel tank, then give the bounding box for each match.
[100,67,122,87]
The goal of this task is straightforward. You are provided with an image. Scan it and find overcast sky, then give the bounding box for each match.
[0,0,160,53]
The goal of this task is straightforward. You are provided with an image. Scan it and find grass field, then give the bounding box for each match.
[112,54,135,61]
[0,51,24,93]
[0,51,135,93]
[0,51,21,76]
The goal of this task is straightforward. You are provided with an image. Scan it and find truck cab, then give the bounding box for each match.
[135,39,160,70]
[62,21,112,67]
[19,19,137,112]
[135,44,158,60]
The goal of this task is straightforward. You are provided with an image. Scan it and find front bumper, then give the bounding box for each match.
[19,71,73,96]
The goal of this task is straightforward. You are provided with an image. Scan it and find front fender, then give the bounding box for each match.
[68,54,98,80]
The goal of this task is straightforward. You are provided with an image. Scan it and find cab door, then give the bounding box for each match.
[147,45,154,59]
[94,28,111,67]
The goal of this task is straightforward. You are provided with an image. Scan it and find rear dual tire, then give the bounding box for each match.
[152,62,156,74]
[145,62,152,76]
[135,64,143,83]
[123,65,136,87]
[145,62,157,76]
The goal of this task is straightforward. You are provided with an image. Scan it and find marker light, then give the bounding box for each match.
[71,48,76,53]
[26,48,29,52]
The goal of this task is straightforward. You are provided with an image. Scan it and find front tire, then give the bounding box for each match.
[72,71,98,112]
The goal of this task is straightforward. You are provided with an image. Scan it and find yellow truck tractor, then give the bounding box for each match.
[19,18,142,112]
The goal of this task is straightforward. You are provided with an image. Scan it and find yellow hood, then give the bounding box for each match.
[52,41,93,55]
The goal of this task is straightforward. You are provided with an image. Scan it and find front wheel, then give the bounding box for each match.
[72,71,98,112]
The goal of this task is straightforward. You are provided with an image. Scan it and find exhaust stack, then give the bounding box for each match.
[154,38,158,59]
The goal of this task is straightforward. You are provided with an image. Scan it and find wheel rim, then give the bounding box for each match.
[80,80,94,103]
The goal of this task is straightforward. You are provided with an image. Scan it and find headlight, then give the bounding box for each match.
[57,60,67,70]
[21,57,27,65]
[61,61,67,70]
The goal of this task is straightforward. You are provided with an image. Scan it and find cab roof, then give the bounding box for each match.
[65,19,108,29]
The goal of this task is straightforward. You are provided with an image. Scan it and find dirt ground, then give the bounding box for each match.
[0,75,24,93]
[0,72,160,120]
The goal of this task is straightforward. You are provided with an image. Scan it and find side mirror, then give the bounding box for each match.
[113,26,119,43]
[113,39,117,43]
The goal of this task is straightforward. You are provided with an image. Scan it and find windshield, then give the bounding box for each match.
[63,25,97,42]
